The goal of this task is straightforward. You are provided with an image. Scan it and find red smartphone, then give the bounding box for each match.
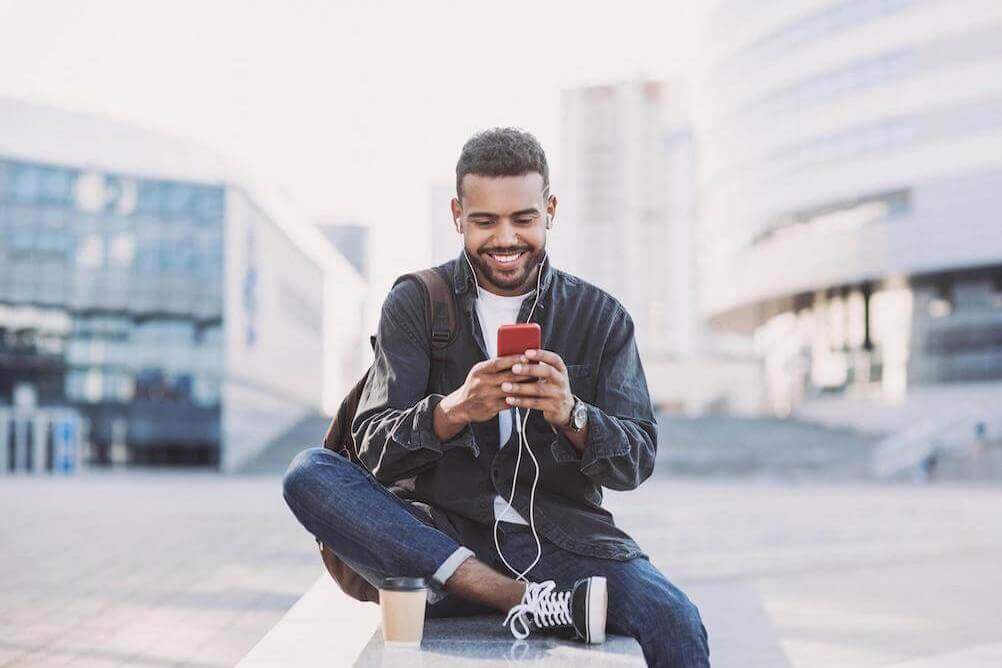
[497,323,541,358]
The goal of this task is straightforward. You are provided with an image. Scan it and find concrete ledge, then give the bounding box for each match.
[237,574,379,667]
[240,574,789,666]
[238,574,642,666]
[356,615,644,666]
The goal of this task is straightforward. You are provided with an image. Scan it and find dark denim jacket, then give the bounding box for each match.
[351,252,657,561]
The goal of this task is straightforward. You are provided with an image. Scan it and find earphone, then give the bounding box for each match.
[462,247,547,582]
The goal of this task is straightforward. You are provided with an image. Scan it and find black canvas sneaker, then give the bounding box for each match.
[503,577,608,644]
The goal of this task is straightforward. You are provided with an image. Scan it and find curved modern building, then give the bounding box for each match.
[0,97,366,470]
[696,0,1002,416]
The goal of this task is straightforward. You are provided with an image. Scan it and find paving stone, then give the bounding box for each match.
[1,472,319,668]
[6,468,1002,667]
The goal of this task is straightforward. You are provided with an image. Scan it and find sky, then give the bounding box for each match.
[0,0,706,292]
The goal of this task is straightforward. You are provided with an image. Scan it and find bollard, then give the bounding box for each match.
[0,409,9,476]
[14,417,28,472]
[53,416,78,475]
[0,409,83,475]
[31,415,47,474]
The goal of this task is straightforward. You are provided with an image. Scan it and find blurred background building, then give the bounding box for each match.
[429,182,460,266]
[317,220,369,278]
[557,79,762,413]
[695,0,1002,430]
[558,81,670,356]
[0,97,365,472]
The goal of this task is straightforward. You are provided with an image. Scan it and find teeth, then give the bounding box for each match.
[490,252,521,265]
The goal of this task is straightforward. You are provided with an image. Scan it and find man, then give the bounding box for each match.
[283,128,709,666]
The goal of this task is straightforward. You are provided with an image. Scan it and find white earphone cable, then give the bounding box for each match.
[463,247,547,581]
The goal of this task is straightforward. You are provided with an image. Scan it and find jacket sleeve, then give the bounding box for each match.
[577,306,658,491]
[350,279,477,484]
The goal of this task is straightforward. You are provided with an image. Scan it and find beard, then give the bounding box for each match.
[469,243,546,294]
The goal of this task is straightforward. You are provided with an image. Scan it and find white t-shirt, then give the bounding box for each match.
[474,287,535,526]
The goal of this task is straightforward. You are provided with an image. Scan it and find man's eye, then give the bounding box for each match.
[515,218,534,225]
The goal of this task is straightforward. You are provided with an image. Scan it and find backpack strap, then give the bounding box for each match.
[327,267,456,459]
[393,267,458,351]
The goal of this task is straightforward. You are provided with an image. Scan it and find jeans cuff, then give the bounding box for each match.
[427,546,475,603]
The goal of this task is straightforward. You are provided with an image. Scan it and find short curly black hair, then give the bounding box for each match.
[455,127,549,199]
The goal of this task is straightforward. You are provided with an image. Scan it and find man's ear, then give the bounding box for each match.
[546,194,558,230]
[450,197,463,234]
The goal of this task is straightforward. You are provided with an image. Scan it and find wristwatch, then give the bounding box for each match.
[564,396,588,432]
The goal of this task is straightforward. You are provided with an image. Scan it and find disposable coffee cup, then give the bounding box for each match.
[378,577,428,647]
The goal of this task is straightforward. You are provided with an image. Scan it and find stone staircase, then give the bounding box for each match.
[235,414,332,476]
[656,413,881,480]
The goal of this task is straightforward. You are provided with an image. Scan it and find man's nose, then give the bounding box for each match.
[495,220,519,247]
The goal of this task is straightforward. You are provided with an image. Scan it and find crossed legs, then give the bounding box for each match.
[282,447,524,612]
[283,447,709,666]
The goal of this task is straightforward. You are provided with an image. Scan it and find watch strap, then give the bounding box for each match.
[565,396,585,432]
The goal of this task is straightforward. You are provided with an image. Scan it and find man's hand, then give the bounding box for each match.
[434,354,530,440]
[500,349,575,430]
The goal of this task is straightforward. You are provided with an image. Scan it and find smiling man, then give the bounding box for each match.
[283,128,709,666]
[456,172,546,296]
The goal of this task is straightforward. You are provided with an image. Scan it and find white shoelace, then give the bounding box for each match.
[503,580,573,639]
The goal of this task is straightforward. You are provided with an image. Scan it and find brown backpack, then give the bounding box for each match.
[316,268,458,602]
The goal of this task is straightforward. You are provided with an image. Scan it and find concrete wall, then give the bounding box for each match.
[696,1,1002,324]
[220,189,326,471]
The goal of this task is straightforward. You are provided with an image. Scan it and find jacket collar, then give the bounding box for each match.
[453,249,555,299]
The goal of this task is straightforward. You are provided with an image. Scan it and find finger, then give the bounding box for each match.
[487,354,526,373]
[485,381,540,399]
[524,349,567,373]
[485,385,517,400]
[481,372,535,389]
[474,359,517,376]
[501,380,561,397]
[511,360,562,381]
[504,396,552,410]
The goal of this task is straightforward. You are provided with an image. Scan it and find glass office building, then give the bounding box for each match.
[1,158,224,464]
[0,97,365,469]
[696,0,1002,417]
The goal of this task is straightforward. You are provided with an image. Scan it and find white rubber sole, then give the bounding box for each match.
[586,576,608,644]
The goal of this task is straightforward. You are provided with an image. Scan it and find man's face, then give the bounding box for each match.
[451,173,557,297]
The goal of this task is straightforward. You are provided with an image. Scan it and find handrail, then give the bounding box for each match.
[871,413,995,479]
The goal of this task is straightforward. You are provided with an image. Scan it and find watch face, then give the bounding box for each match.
[573,401,587,429]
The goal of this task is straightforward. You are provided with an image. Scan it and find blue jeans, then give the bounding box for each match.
[283,447,710,667]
